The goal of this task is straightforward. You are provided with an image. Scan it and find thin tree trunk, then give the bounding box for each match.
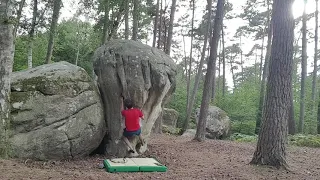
[165,0,177,55]
[132,0,139,41]
[318,90,320,133]
[28,0,38,69]
[255,0,272,134]
[0,0,14,158]
[259,31,265,80]
[124,0,129,39]
[312,0,319,105]
[218,39,222,94]
[164,21,167,52]
[250,0,294,168]
[182,32,188,80]
[194,0,224,141]
[102,0,110,44]
[13,0,26,38]
[182,0,212,133]
[45,0,62,64]
[157,0,163,48]
[299,0,308,133]
[152,0,160,47]
[230,55,236,90]
[222,25,226,96]
[288,86,296,135]
[186,0,195,119]
[240,36,243,81]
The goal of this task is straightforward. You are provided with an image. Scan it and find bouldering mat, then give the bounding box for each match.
[103,158,167,173]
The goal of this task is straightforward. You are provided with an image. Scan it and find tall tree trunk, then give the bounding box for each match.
[240,36,243,81]
[13,0,26,38]
[132,0,139,41]
[152,0,160,47]
[165,0,177,55]
[124,0,129,39]
[182,32,188,78]
[28,0,38,69]
[182,0,213,133]
[288,86,296,135]
[157,0,163,48]
[230,54,236,90]
[318,90,320,133]
[299,0,308,133]
[259,31,265,80]
[222,25,226,96]
[255,0,272,134]
[102,0,110,44]
[218,39,222,93]
[250,0,294,168]
[0,0,14,158]
[186,0,195,120]
[312,0,319,106]
[45,0,62,64]
[194,0,224,142]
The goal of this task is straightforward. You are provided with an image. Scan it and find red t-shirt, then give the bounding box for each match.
[121,108,143,131]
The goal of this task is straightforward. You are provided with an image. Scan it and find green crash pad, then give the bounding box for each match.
[103,158,167,173]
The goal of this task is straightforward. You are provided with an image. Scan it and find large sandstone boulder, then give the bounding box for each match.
[93,40,176,157]
[163,108,179,127]
[10,61,105,160]
[195,106,231,139]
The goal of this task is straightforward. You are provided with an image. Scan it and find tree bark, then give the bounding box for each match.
[132,0,139,41]
[250,0,295,168]
[182,0,213,133]
[194,0,224,142]
[165,0,177,55]
[298,0,308,133]
[0,0,14,158]
[45,0,62,64]
[255,0,272,134]
[28,0,38,69]
[124,0,129,39]
[312,0,319,107]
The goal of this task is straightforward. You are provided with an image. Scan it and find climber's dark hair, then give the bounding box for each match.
[124,98,133,109]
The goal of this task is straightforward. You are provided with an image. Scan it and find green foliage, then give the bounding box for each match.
[289,134,320,148]
[228,133,257,142]
[14,33,48,71]
[166,67,203,128]
[230,120,256,135]
[162,125,181,135]
[14,19,100,77]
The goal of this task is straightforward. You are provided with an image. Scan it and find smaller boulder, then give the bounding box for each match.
[182,129,196,138]
[195,106,231,139]
[162,108,179,128]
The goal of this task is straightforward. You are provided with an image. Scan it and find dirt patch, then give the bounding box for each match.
[1,134,320,180]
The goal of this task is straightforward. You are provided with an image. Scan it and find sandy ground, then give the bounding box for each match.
[1,134,320,180]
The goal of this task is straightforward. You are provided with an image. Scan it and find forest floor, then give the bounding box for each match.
[1,134,320,180]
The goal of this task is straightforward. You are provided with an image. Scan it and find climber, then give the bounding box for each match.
[121,98,145,154]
